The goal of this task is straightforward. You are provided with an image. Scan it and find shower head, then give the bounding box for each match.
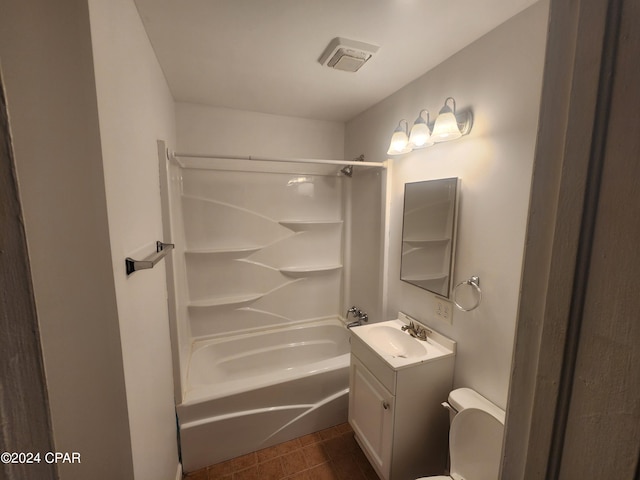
[339,155,364,177]
[340,165,353,177]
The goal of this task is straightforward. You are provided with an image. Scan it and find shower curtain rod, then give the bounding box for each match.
[170,151,387,168]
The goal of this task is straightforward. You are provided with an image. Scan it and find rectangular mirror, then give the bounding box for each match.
[400,177,460,298]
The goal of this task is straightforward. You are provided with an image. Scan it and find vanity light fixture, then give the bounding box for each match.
[387,97,473,156]
[408,110,434,149]
[386,119,412,155]
[431,97,472,142]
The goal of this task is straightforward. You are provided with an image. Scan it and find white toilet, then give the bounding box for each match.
[417,388,506,480]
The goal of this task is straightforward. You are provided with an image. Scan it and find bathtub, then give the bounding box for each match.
[177,317,351,472]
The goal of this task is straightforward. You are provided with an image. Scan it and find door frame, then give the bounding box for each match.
[503,0,640,477]
[0,70,57,479]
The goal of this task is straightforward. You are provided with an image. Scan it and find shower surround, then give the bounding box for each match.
[160,152,355,471]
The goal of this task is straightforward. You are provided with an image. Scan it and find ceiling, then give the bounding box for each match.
[134,0,539,122]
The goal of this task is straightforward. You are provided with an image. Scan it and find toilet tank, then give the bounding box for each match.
[447,388,505,423]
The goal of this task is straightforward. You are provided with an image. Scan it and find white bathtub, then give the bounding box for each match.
[177,317,350,472]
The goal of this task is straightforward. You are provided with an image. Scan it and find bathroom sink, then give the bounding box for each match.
[349,316,455,369]
[359,325,427,358]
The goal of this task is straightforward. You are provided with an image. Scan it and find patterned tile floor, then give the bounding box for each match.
[182,423,381,480]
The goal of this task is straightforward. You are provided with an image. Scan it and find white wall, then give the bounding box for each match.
[1,0,180,478]
[345,1,549,408]
[176,102,345,159]
[343,166,387,322]
[0,1,134,479]
[87,0,179,479]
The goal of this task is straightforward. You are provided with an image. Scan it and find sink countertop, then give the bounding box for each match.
[349,318,455,370]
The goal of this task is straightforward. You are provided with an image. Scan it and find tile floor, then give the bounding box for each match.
[182,423,381,480]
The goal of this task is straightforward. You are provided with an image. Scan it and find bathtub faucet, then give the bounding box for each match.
[346,306,359,319]
[346,306,368,328]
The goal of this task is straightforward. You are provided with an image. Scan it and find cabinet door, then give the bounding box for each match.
[349,355,394,479]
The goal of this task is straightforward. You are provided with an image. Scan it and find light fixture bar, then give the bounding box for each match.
[388,98,473,155]
[455,110,473,136]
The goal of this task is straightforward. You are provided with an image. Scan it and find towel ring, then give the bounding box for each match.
[453,276,482,311]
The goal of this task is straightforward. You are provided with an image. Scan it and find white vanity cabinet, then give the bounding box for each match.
[349,355,394,472]
[348,317,455,480]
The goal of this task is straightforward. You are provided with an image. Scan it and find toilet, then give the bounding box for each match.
[417,388,506,480]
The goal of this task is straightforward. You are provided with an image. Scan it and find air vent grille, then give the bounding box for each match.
[318,37,379,72]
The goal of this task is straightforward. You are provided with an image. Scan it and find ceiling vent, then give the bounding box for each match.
[318,37,379,73]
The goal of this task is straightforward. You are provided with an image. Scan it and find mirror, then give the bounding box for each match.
[400,178,460,298]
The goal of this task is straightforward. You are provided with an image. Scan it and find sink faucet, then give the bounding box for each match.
[401,321,431,341]
[346,306,368,328]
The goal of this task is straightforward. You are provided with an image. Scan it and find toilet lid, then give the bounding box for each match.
[449,407,504,480]
[415,477,451,480]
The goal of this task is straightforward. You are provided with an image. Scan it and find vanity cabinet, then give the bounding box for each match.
[350,355,394,472]
[349,322,455,480]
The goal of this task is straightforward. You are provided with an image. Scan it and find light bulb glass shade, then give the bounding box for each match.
[409,111,433,148]
[432,98,462,142]
[387,120,412,155]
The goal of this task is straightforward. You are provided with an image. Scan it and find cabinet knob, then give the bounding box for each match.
[382,401,390,410]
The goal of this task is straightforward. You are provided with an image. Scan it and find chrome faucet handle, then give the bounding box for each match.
[346,306,368,324]
[414,326,429,340]
[346,306,359,318]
